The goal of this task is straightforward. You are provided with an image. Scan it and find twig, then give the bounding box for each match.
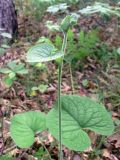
[40,140,52,160]
[3,145,17,154]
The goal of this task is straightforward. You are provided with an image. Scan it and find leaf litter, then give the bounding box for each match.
[0,4,120,160]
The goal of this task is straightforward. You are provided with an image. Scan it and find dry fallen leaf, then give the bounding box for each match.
[108,133,120,148]
[73,154,81,160]
[103,149,111,158]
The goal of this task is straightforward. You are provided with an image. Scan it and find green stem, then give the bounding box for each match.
[40,140,52,160]
[96,136,106,150]
[69,63,75,94]
[58,32,67,160]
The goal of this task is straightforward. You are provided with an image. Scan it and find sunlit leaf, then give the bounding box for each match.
[0,68,11,74]
[47,3,68,14]
[27,43,63,63]
[10,111,46,148]
[79,2,120,17]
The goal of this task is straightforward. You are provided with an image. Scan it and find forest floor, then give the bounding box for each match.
[0,9,120,160]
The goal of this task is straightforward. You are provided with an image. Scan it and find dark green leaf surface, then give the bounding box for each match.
[46,95,114,151]
[27,43,63,63]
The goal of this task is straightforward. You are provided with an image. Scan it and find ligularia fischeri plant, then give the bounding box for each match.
[10,15,114,160]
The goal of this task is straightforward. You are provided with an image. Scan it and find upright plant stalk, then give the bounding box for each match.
[69,63,75,94]
[58,32,67,160]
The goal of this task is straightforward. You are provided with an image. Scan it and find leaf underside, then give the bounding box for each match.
[10,111,46,148]
[46,95,114,151]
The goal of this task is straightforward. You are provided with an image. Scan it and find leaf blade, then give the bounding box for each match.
[10,111,46,148]
[27,43,63,63]
[46,95,114,151]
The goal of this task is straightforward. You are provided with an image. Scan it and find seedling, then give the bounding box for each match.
[31,84,48,94]
[0,61,28,87]
[10,15,114,160]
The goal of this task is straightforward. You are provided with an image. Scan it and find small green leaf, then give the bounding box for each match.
[60,16,71,32]
[38,84,48,93]
[7,61,25,72]
[10,111,46,148]
[32,86,39,91]
[33,147,47,158]
[46,21,60,32]
[16,69,28,74]
[82,79,89,87]
[0,68,11,74]
[8,72,16,79]
[117,48,120,55]
[46,95,114,151]
[47,3,68,14]
[3,77,15,87]
[36,37,51,44]
[60,15,78,32]
[27,43,63,63]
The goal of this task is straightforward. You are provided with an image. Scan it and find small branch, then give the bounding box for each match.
[3,145,17,154]
[40,140,52,160]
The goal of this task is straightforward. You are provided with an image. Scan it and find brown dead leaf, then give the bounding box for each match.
[103,149,111,158]
[72,154,81,160]
[108,133,120,148]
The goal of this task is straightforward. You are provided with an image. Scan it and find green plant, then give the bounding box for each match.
[79,2,120,17]
[55,29,99,63]
[10,16,114,160]
[32,84,48,94]
[0,61,28,87]
[47,3,68,14]
[33,146,49,159]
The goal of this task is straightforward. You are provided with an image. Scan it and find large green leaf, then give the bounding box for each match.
[10,111,46,148]
[46,95,114,151]
[27,43,63,63]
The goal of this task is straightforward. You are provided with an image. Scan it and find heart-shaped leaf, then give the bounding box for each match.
[46,95,114,151]
[27,43,63,63]
[10,111,46,148]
